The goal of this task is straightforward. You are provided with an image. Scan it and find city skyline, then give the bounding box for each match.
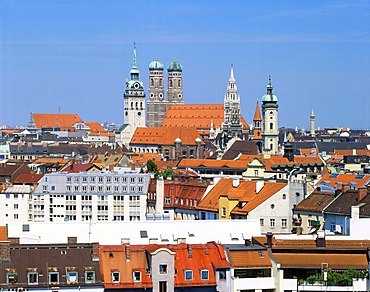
[1,0,369,130]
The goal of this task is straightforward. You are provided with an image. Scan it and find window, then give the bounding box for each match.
[159,264,167,274]
[219,270,226,280]
[270,123,273,130]
[85,271,95,284]
[281,219,287,228]
[133,271,141,282]
[185,270,193,281]
[112,271,120,283]
[330,223,336,232]
[270,219,275,228]
[14,214,19,219]
[7,272,17,284]
[270,204,275,209]
[14,204,18,209]
[221,207,226,218]
[165,197,171,204]
[159,281,167,292]
[49,272,59,284]
[260,218,264,226]
[282,194,286,200]
[201,270,209,280]
[67,271,78,284]
[254,170,258,177]
[28,272,38,284]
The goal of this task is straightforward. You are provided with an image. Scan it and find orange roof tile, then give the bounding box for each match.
[14,173,44,184]
[177,158,247,170]
[130,127,204,146]
[32,114,83,131]
[229,250,271,268]
[333,149,370,156]
[161,104,249,129]
[0,226,7,241]
[317,173,370,188]
[197,178,287,214]
[85,122,105,132]
[274,253,368,269]
[131,153,163,165]
[253,102,262,121]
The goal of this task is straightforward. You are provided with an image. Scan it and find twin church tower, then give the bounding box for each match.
[122,44,279,155]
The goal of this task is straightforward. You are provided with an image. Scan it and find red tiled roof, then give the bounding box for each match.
[161,104,249,130]
[177,159,248,170]
[62,163,99,173]
[253,102,262,121]
[14,173,44,184]
[32,114,83,131]
[294,191,336,212]
[130,127,204,146]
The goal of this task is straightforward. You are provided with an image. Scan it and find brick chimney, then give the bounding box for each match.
[8,237,20,245]
[0,241,11,262]
[125,244,130,262]
[341,184,351,193]
[67,237,77,244]
[266,232,273,248]
[91,242,99,261]
[187,244,193,258]
[316,230,326,248]
[357,187,368,202]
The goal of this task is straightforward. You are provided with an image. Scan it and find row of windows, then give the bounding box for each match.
[260,218,288,228]
[64,185,143,193]
[66,176,144,184]
[165,197,198,207]
[6,271,95,285]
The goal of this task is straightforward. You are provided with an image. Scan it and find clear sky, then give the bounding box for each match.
[1,0,369,130]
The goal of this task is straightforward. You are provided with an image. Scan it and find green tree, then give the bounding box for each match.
[146,159,158,173]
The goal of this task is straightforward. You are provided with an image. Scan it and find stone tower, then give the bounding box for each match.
[147,59,166,127]
[166,60,184,104]
[221,65,242,146]
[122,43,146,144]
[261,76,279,155]
[252,101,262,140]
[310,109,315,137]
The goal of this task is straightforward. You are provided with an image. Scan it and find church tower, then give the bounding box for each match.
[310,109,315,137]
[146,59,166,127]
[121,43,146,145]
[261,76,279,155]
[221,65,242,145]
[252,101,262,140]
[167,60,184,104]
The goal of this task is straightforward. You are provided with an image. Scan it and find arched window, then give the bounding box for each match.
[270,123,273,130]
[131,102,133,108]
[159,79,162,86]
[178,80,181,87]
[135,102,138,109]
[151,79,154,86]
[282,194,286,200]
[169,80,172,87]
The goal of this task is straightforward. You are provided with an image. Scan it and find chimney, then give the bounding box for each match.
[125,244,130,262]
[316,230,326,248]
[155,178,165,214]
[187,244,192,258]
[256,180,264,194]
[67,237,77,244]
[357,187,367,202]
[8,237,20,245]
[265,232,273,248]
[233,177,240,188]
[341,184,351,193]
[0,242,11,262]
[244,239,251,246]
[91,242,99,261]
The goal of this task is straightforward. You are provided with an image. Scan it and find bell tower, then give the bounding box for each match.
[261,76,279,155]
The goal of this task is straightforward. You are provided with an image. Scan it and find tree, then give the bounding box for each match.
[146,159,158,173]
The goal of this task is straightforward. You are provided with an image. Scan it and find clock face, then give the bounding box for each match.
[269,111,274,116]
[178,94,182,99]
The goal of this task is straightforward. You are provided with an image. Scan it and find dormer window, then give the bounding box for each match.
[133,271,141,282]
[185,270,193,281]
[201,270,209,280]
[112,271,120,283]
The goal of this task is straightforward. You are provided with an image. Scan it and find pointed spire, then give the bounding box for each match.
[229,64,235,81]
[267,75,273,94]
[253,101,262,121]
[311,109,315,117]
[133,42,137,68]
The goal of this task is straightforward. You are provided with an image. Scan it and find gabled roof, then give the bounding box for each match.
[130,127,204,146]
[228,250,271,268]
[324,189,370,216]
[32,113,83,130]
[253,102,262,121]
[161,104,249,129]
[197,178,287,214]
[293,191,336,213]
[221,140,260,160]
[61,163,100,173]
[14,173,44,184]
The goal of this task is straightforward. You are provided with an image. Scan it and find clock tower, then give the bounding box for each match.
[121,43,146,146]
[261,76,279,155]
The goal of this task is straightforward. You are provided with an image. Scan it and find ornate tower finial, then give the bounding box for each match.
[133,42,137,68]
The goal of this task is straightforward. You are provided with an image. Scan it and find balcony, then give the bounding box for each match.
[233,277,275,291]
[283,278,368,292]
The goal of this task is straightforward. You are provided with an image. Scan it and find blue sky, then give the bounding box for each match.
[1,0,369,130]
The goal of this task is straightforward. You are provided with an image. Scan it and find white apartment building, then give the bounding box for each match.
[29,172,151,223]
